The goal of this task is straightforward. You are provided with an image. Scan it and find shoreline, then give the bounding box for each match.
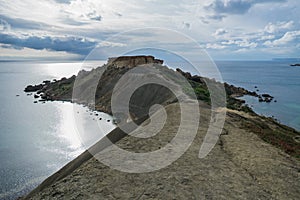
[24,57,300,159]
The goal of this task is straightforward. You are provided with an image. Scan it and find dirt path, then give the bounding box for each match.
[24,104,300,200]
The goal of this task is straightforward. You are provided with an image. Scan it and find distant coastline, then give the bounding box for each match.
[290,63,300,67]
[272,58,300,62]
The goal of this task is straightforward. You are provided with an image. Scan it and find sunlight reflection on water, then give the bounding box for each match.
[43,61,106,79]
[55,102,116,158]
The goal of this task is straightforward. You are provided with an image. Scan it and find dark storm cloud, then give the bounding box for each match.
[0,33,97,55]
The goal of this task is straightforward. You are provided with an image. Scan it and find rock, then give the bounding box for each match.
[16,94,20,97]
[265,98,272,103]
[176,68,192,79]
[24,84,43,92]
[236,98,246,104]
[33,101,38,103]
[191,75,205,84]
[40,93,47,100]
[43,80,51,84]
[248,91,258,97]
[262,94,273,98]
[34,94,39,99]
[294,136,300,143]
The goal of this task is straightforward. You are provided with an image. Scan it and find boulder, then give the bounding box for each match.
[43,80,51,85]
[24,84,43,92]
[262,94,273,98]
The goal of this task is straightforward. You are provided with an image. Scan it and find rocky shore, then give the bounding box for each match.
[22,56,300,199]
[25,56,274,114]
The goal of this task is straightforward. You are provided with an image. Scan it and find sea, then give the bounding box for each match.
[0,60,300,199]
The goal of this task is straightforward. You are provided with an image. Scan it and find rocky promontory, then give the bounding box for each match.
[25,56,273,115]
[22,56,300,199]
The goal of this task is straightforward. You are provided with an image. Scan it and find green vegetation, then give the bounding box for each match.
[187,80,210,103]
[242,117,300,159]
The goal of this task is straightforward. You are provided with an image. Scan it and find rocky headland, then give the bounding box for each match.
[290,63,300,67]
[22,55,300,199]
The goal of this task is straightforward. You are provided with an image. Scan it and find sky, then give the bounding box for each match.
[0,0,299,61]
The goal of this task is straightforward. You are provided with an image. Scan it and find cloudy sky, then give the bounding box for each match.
[0,0,299,60]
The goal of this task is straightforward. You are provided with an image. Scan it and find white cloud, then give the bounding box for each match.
[221,40,235,45]
[264,30,300,46]
[264,21,294,33]
[220,39,257,48]
[206,43,226,49]
[213,28,228,37]
[237,40,258,48]
[259,34,275,41]
[98,41,126,47]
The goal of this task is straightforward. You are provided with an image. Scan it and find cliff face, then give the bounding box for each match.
[107,55,164,68]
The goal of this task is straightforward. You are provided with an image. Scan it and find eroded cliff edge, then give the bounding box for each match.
[23,56,300,199]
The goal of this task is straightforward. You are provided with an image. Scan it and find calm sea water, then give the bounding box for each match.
[167,60,300,131]
[0,60,299,199]
[215,61,300,131]
[0,61,115,200]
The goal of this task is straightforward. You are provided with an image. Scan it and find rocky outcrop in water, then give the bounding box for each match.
[24,84,44,92]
